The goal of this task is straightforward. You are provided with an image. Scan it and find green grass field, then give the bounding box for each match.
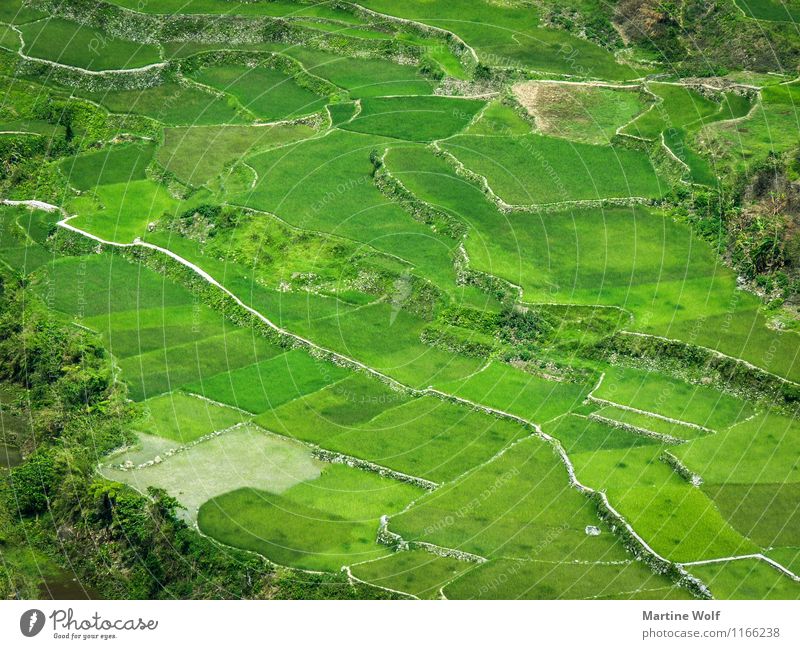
[674,413,800,486]
[184,349,350,414]
[157,123,314,186]
[80,82,248,126]
[357,0,641,80]
[441,133,666,204]
[0,0,46,24]
[19,18,162,70]
[350,550,475,598]
[593,366,754,431]
[342,96,484,142]
[190,64,328,120]
[60,143,155,191]
[259,395,529,483]
[277,46,435,98]
[444,558,690,599]
[436,362,590,424]
[571,445,759,562]
[689,559,800,599]
[107,0,368,22]
[391,436,629,562]
[134,393,248,444]
[545,414,660,454]
[734,0,800,22]
[198,464,424,571]
[704,482,800,548]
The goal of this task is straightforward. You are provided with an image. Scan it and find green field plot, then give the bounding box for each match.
[255,373,411,439]
[767,548,800,575]
[440,133,665,204]
[734,0,800,22]
[104,425,323,520]
[108,0,367,22]
[593,406,709,441]
[656,308,800,384]
[622,83,722,141]
[83,305,231,359]
[0,24,20,51]
[19,18,161,70]
[327,101,359,127]
[571,446,758,562]
[350,550,474,598]
[704,483,800,548]
[293,20,391,41]
[190,64,328,120]
[59,143,155,191]
[290,302,484,388]
[119,330,284,401]
[5,0,800,604]
[663,127,718,186]
[444,559,688,600]
[436,362,590,425]
[256,375,530,482]
[198,464,423,571]
[66,179,184,243]
[0,118,64,137]
[134,393,248,444]
[391,437,629,562]
[279,46,435,97]
[80,82,247,125]
[689,559,800,599]
[358,0,639,80]
[184,349,349,414]
[0,0,46,24]
[674,412,800,486]
[514,81,646,145]
[545,414,659,454]
[341,96,484,142]
[0,205,55,276]
[593,366,753,431]
[157,123,314,186]
[35,254,194,318]
[282,396,529,483]
[386,145,695,306]
[464,100,532,137]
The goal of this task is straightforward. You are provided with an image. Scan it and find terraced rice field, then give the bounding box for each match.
[1,0,799,602]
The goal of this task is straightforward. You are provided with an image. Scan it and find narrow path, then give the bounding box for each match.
[680,553,800,582]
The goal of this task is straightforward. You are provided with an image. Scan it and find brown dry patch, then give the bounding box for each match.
[512,81,613,142]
